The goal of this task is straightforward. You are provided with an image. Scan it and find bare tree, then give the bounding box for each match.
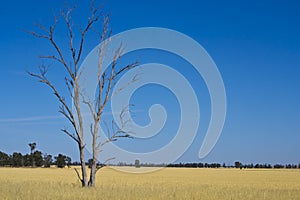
[27,1,138,187]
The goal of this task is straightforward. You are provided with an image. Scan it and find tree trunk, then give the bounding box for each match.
[88,116,100,187]
[79,145,88,187]
[88,159,97,187]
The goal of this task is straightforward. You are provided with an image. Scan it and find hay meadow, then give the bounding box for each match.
[0,167,299,200]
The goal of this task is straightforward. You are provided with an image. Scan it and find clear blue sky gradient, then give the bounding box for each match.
[0,0,299,164]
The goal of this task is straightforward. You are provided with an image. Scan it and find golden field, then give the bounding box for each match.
[0,167,300,200]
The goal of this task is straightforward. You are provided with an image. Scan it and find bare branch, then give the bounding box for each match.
[27,13,75,80]
[95,157,115,172]
[81,93,97,121]
[61,128,80,144]
[113,62,139,79]
[74,168,83,183]
[27,68,81,142]
[98,106,134,148]
[49,36,75,80]
[24,29,49,39]
[112,65,140,97]
[39,55,64,65]
[59,106,75,127]
[76,2,102,66]
[64,77,74,98]
[61,5,78,75]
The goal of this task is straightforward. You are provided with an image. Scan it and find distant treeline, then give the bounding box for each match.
[1,150,299,169]
[166,162,300,169]
[0,149,105,169]
[0,150,72,168]
[116,161,300,169]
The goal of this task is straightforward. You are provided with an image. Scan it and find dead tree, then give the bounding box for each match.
[27,1,138,187]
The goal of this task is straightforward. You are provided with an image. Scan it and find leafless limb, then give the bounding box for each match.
[27,67,80,142]
[98,106,134,150]
[74,168,82,182]
[96,157,115,172]
[61,128,80,144]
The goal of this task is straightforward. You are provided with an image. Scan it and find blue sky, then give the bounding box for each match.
[0,0,299,165]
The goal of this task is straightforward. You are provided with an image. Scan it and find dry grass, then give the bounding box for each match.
[0,167,299,199]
